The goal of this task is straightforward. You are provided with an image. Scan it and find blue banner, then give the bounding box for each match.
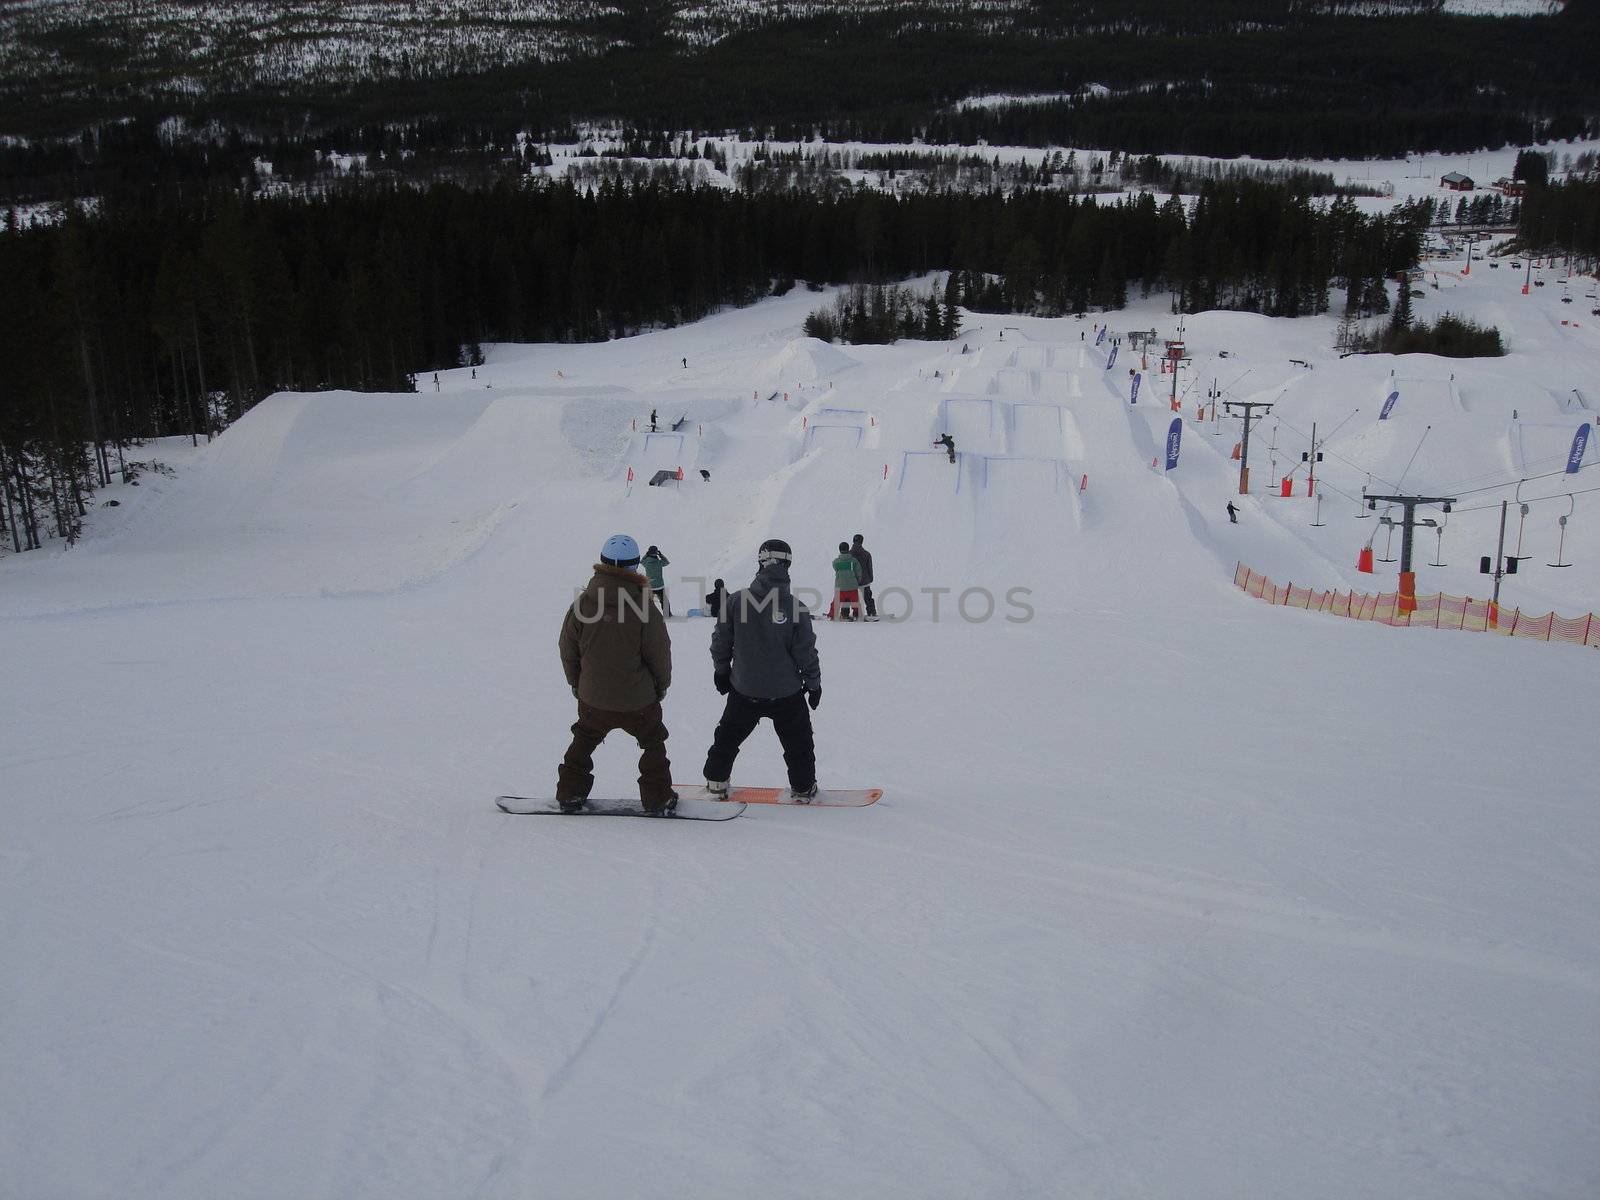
[1568,423,1592,474]
[1106,344,1119,370]
[1130,373,1142,404]
[1379,389,1399,421]
[1095,326,1107,347]
[1165,417,1183,471]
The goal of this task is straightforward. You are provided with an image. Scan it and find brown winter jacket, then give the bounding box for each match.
[560,564,672,712]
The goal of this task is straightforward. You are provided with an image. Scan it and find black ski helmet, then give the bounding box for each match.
[757,538,792,567]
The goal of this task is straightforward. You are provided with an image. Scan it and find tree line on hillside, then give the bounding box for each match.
[4,3,1597,172]
[1,177,1428,552]
[1518,175,1600,263]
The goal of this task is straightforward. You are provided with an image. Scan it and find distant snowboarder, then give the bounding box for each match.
[557,534,675,814]
[1227,501,1239,524]
[849,533,877,621]
[830,542,862,620]
[935,434,956,463]
[703,539,822,802]
[641,545,671,616]
[682,357,687,369]
[704,578,728,620]
[650,408,658,432]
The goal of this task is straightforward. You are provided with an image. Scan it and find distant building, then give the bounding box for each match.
[1496,178,1528,197]
[1441,172,1474,191]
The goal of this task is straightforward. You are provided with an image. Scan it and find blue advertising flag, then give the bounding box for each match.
[1130,373,1142,404]
[1095,327,1107,347]
[1568,423,1592,474]
[1107,344,1119,370]
[1165,417,1183,471]
[1379,389,1399,420]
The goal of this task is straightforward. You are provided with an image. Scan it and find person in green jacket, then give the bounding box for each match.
[641,545,671,616]
[830,541,862,621]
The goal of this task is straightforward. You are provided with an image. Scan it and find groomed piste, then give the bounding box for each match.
[2,262,1597,1200]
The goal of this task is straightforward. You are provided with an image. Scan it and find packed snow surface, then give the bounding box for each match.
[3,259,1598,1198]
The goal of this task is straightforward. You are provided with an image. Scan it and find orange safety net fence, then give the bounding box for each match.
[1232,563,1600,649]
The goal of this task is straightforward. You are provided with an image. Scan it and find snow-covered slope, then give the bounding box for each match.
[2,273,1597,1199]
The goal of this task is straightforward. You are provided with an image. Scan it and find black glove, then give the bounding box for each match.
[807,686,821,711]
[714,672,731,696]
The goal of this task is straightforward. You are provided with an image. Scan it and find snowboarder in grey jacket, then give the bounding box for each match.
[703,539,822,800]
[848,533,876,621]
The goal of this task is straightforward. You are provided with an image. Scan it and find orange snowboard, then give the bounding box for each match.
[675,785,882,807]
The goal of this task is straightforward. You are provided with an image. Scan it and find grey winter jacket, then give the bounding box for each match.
[711,562,821,700]
[849,544,874,587]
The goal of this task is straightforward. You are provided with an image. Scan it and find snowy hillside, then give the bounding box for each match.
[2,263,1598,1197]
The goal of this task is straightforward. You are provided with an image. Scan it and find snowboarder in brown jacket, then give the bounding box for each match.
[556,533,676,813]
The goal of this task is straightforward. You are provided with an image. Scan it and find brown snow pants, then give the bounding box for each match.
[557,700,674,807]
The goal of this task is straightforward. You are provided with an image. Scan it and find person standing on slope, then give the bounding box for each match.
[830,541,862,621]
[557,534,675,814]
[848,533,876,621]
[704,539,822,802]
[641,545,671,616]
[935,433,956,464]
[704,578,728,620]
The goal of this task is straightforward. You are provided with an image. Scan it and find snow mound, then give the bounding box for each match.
[753,337,859,387]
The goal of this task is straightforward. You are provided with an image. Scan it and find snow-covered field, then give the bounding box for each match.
[3,260,1598,1197]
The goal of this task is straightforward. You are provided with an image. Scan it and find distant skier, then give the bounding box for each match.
[682,357,688,369]
[433,372,440,393]
[830,542,862,621]
[703,539,822,802]
[935,433,956,464]
[650,408,658,432]
[641,545,671,616]
[704,578,728,620]
[1227,501,1239,524]
[849,533,877,621]
[556,534,675,814]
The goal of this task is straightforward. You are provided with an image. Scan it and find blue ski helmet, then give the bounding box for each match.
[601,533,641,567]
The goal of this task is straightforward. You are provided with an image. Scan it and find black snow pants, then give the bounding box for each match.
[703,690,815,792]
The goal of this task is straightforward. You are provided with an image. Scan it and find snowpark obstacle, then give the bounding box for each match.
[1234,563,1600,648]
[978,455,1073,494]
[898,450,962,493]
[799,424,865,455]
